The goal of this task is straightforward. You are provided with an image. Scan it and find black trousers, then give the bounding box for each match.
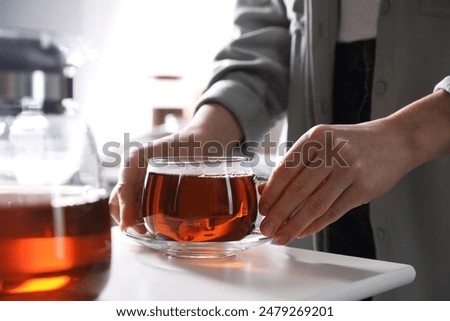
[316,39,377,260]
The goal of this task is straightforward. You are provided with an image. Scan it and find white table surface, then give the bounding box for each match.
[98,227,415,301]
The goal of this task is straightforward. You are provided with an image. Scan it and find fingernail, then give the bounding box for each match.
[260,220,275,236]
[274,233,289,245]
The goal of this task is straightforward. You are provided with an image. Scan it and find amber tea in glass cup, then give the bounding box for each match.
[142,156,260,242]
[0,186,111,300]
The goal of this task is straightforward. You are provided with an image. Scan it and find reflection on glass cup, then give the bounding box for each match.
[0,186,111,300]
[142,156,259,242]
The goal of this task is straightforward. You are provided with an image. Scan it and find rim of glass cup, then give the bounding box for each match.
[146,156,256,176]
[148,156,253,166]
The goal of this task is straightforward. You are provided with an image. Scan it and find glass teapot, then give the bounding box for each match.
[0,29,111,300]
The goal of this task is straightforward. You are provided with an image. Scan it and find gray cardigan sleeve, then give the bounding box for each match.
[195,0,291,141]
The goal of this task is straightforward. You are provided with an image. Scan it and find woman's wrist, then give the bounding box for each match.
[183,103,244,149]
[383,90,450,169]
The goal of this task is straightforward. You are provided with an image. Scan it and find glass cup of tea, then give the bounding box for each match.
[142,156,262,242]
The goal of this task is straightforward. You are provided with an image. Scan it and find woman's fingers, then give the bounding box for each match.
[259,156,331,237]
[118,182,143,230]
[298,185,366,239]
[267,169,353,244]
[108,184,121,225]
[258,130,320,215]
[259,152,307,215]
[109,147,148,230]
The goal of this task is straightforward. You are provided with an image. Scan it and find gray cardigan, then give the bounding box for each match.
[197,0,450,300]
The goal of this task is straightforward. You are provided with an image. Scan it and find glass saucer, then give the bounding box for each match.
[123,223,273,259]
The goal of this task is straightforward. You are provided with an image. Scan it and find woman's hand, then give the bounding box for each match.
[108,136,165,230]
[109,103,244,230]
[259,90,450,245]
